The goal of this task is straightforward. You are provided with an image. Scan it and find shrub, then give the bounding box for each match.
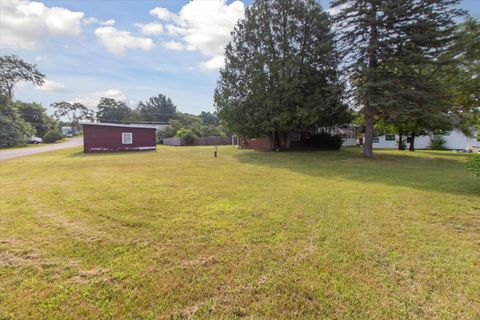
[467,154,480,177]
[43,129,64,143]
[397,139,407,150]
[176,128,197,145]
[308,132,343,150]
[157,125,177,143]
[0,115,26,147]
[430,135,447,150]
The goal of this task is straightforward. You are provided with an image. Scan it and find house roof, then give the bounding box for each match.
[80,122,158,129]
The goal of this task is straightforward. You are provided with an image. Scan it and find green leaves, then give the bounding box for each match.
[215,0,348,148]
[0,54,45,100]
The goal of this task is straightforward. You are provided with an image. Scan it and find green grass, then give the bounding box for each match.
[0,146,478,319]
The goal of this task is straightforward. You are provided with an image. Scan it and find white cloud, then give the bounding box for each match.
[71,88,128,109]
[35,55,48,62]
[199,55,225,70]
[0,0,85,49]
[94,26,154,55]
[84,17,115,26]
[165,24,188,36]
[37,79,72,93]
[149,7,174,20]
[152,0,245,70]
[136,22,164,35]
[163,40,185,51]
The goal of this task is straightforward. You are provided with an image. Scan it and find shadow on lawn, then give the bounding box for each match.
[233,148,479,197]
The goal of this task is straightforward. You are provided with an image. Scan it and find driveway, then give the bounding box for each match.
[0,137,83,160]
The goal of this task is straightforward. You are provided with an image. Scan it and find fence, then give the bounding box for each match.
[163,136,231,146]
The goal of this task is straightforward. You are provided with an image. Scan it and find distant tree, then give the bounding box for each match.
[138,94,177,123]
[157,125,178,142]
[0,55,45,101]
[331,0,463,156]
[51,101,94,136]
[17,102,57,138]
[0,97,36,138]
[176,128,197,145]
[175,112,202,127]
[0,115,26,147]
[43,129,64,143]
[215,0,349,150]
[96,98,132,123]
[438,17,480,136]
[199,111,220,125]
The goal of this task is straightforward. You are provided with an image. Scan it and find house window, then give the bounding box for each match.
[385,135,396,141]
[122,132,133,144]
[291,131,301,141]
[373,137,379,143]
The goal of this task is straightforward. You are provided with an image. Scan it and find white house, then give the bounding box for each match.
[372,129,479,150]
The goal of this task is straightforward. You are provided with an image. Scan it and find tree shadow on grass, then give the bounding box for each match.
[232,148,479,197]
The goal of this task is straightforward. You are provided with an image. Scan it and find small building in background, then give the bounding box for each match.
[372,130,479,150]
[61,126,79,137]
[81,123,157,153]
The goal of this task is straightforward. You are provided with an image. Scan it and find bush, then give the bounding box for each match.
[467,154,480,177]
[43,129,64,143]
[307,132,343,150]
[176,128,197,145]
[0,115,26,147]
[157,125,177,143]
[430,135,447,150]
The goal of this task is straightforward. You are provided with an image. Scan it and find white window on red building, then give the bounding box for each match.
[122,132,133,144]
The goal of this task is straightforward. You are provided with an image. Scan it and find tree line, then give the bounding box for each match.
[215,0,479,155]
[0,54,226,147]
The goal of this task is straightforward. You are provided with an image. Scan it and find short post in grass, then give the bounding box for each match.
[214,145,217,157]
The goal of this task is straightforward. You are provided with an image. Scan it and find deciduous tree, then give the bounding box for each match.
[0,55,45,101]
[51,101,94,136]
[96,98,132,123]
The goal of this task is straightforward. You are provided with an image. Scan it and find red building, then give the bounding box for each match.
[81,123,157,153]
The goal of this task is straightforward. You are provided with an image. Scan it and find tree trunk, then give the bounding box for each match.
[409,135,415,151]
[363,105,374,157]
[363,0,378,158]
[398,132,405,150]
[268,132,276,151]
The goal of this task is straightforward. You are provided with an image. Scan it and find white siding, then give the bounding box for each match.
[372,130,479,149]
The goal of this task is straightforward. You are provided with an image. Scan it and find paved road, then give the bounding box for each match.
[0,137,83,160]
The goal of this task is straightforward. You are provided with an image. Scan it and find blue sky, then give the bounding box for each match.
[1,0,479,115]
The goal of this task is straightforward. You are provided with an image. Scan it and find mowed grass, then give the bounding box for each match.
[0,146,479,319]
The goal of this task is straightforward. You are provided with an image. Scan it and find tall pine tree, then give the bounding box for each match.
[331,0,463,156]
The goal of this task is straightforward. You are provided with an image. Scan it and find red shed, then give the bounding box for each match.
[81,123,157,153]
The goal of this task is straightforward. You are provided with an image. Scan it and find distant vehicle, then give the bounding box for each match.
[65,133,73,138]
[28,136,43,144]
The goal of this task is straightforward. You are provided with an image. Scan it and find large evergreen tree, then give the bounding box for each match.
[138,94,177,123]
[331,0,463,156]
[438,16,480,137]
[215,0,349,150]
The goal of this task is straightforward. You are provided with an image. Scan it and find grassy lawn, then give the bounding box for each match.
[0,146,478,319]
